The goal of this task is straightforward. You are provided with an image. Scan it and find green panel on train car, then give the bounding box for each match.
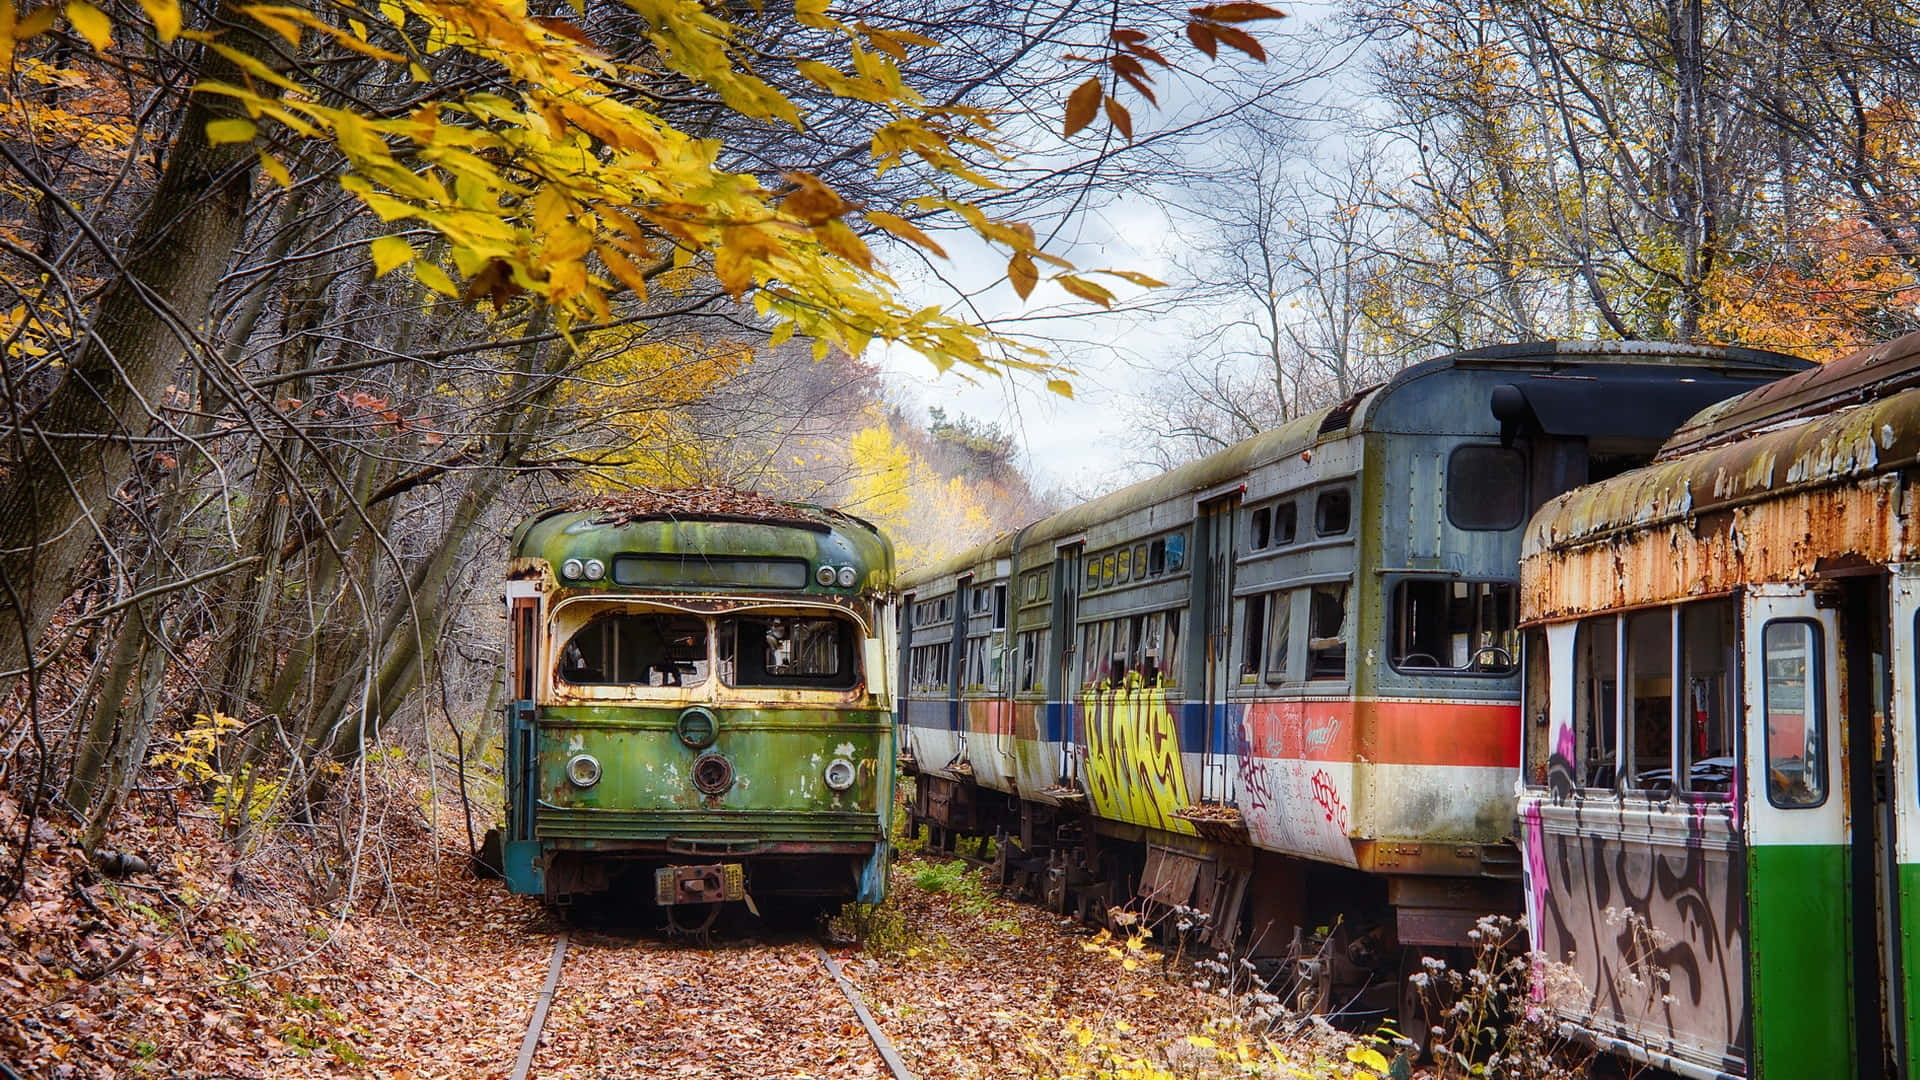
[1904,859,1920,1078]
[533,705,894,842]
[1748,842,1854,1078]
[512,509,892,596]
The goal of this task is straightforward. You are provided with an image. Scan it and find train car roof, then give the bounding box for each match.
[511,488,892,577]
[1526,334,1920,559]
[1661,329,1920,457]
[900,340,1807,589]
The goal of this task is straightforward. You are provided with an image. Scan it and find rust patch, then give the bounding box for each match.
[1524,475,1910,620]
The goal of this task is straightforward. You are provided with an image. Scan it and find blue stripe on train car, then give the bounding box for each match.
[1043,699,1065,743]
[904,697,947,730]
[1175,700,1242,758]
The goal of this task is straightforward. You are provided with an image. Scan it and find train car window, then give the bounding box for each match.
[1132,544,1148,578]
[559,612,710,687]
[1103,553,1118,585]
[1574,616,1619,789]
[912,641,950,693]
[1446,446,1528,531]
[1108,618,1132,683]
[1018,629,1050,692]
[1625,610,1675,794]
[964,633,992,688]
[1164,609,1183,688]
[1117,548,1132,583]
[1240,595,1267,681]
[1762,620,1827,808]
[512,599,537,699]
[1389,579,1518,673]
[1081,622,1106,688]
[1522,628,1550,786]
[1136,612,1166,684]
[1148,540,1166,575]
[1307,584,1348,679]
[1087,561,1101,590]
[1315,489,1351,537]
[992,584,1008,631]
[1681,599,1737,795]
[1274,502,1297,545]
[1264,590,1292,683]
[1166,533,1187,572]
[1250,508,1272,549]
[719,615,859,690]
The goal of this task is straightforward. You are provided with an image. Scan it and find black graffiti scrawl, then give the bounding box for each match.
[1523,789,1749,1076]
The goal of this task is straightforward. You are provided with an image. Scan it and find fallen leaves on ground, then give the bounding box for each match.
[3,769,1368,1080]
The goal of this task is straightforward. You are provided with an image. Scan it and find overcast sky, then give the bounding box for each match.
[871,3,1355,499]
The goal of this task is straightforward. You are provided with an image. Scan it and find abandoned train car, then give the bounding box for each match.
[1519,329,1920,1078]
[897,340,1809,1028]
[497,490,897,925]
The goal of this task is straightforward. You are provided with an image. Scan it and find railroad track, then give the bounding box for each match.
[510,930,915,1080]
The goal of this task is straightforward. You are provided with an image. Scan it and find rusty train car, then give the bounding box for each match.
[496,490,897,924]
[897,340,1808,1030]
[1518,330,1920,1078]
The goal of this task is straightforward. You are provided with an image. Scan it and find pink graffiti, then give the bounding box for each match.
[1309,768,1347,833]
[1236,713,1275,813]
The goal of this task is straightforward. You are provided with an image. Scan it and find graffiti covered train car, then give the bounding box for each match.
[496,489,897,925]
[897,340,1808,1030]
[1518,330,1920,1078]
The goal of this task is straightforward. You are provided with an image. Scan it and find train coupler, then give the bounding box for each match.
[655,862,746,906]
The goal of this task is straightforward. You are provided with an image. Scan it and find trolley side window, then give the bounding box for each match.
[1264,589,1292,684]
[558,612,710,687]
[1390,579,1518,673]
[512,598,538,699]
[1762,619,1827,809]
[1625,610,1673,793]
[1240,595,1267,681]
[1574,616,1618,789]
[1522,628,1550,786]
[720,615,860,690]
[1308,583,1349,679]
[1681,599,1738,794]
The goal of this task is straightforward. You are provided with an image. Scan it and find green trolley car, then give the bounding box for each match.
[498,490,897,918]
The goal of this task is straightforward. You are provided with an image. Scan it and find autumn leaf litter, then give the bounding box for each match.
[3,767,1364,1079]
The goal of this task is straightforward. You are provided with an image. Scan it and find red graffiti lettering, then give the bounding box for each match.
[1309,768,1348,834]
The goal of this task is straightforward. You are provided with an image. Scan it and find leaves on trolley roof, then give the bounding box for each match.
[564,485,850,529]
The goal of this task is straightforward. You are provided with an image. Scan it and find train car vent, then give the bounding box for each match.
[1318,388,1370,435]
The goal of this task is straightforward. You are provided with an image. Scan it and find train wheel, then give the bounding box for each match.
[1397,947,1453,1064]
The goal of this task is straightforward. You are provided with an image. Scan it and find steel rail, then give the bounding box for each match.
[816,944,916,1080]
[510,932,569,1080]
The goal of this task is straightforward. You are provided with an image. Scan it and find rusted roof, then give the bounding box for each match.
[1662,330,1920,457]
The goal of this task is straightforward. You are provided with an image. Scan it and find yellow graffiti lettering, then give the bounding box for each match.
[1079,674,1195,835]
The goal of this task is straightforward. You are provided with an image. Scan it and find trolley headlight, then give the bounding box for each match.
[836,565,857,588]
[815,564,837,586]
[565,753,602,788]
[560,558,585,581]
[582,558,605,579]
[823,757,857,792]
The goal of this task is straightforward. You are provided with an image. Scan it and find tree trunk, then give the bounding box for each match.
[0,9,288,692]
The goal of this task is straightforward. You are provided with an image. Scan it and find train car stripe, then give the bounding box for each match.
[1239,699,1519,768]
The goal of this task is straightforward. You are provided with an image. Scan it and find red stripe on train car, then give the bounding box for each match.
[1241,699,1520,768]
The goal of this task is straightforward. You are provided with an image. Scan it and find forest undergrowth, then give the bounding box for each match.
[2,757,1579,1079]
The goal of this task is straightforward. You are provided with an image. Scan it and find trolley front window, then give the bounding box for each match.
[1447,446,1527,530]
[558,612,709,687]
[720,615,860,690]
[1762,619,1826,808]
